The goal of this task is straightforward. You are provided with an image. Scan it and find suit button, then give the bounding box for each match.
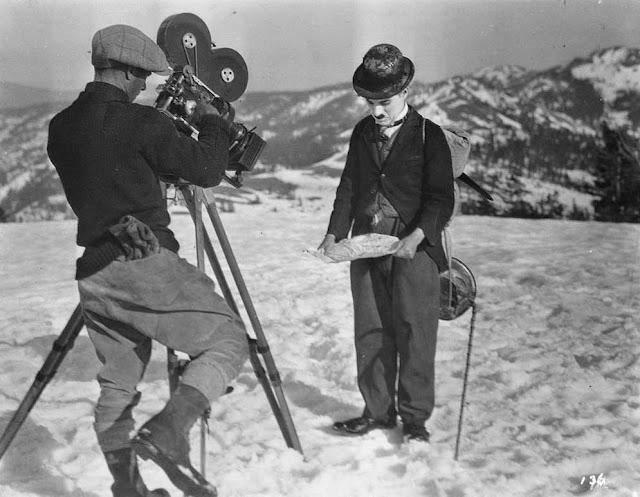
[380,173,386,178]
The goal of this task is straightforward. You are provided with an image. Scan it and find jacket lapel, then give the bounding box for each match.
[360,117,382,169]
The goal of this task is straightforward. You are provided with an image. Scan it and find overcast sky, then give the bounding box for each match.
[1,0,640,95]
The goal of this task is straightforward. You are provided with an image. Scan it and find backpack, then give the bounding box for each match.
[443,126,471,222]
[421,119,487,321]
[422,120,493,225]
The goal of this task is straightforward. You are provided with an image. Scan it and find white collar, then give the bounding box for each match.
[379,104,409,139]
[393,104,409,124]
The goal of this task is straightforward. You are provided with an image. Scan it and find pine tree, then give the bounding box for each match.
[593,122,640,223]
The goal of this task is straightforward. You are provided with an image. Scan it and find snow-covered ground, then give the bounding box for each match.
[0,189,638,497]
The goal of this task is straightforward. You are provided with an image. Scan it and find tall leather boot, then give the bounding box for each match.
[132,384,217,497]
[135,384,210,467]
[104,448,170,497]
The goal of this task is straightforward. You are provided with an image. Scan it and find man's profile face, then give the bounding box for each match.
[365,90,407,126]
[126,67,151,102]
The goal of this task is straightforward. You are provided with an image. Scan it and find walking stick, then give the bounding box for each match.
[0,304,84,460]
[454,303,477,461]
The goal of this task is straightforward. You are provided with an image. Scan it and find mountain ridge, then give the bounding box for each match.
[1,46,639,222]
[0,82,80,110]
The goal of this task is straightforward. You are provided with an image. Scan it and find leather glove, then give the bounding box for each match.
[108,216,160,260]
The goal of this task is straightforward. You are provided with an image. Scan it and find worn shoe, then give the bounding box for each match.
[104,448,170,497]
[332,416,396,435]
[402,423,430,443]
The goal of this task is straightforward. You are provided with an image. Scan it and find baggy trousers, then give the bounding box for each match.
[77,248,248,453]
[350,249,440,426]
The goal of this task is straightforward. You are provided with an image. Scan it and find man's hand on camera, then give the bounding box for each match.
[191,101,219,126]
[317,234,336,255]
[229,122,247,143]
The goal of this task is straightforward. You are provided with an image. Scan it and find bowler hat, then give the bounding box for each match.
[352,44,414,99]
[91,24,170,75]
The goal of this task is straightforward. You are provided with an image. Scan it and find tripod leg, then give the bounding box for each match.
[0,303,84,461]
[181,186,303,454]
[454,303,478,461]
[183,188,239,314]
[192,188,209,477]
[193,187,206,272]
[167,349,181,394]
[246,338,297,449]
[182,189,294,445]
[170,187,211,477]
[199,187,303,455]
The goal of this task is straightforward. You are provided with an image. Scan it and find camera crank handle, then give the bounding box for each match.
[223,172,243,188]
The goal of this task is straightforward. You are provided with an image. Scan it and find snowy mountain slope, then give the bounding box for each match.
[0,82,78,110]
[0,198,638,497]
[0,103,74,221]
[1,46,640,222]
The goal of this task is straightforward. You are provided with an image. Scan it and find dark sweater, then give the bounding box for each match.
[47,82,232,279]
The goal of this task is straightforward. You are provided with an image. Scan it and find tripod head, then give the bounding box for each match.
[155,13,265,188]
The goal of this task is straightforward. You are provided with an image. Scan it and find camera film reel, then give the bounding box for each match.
[157,12,248,101]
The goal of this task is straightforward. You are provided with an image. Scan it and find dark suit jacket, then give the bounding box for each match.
[326,107,454,271]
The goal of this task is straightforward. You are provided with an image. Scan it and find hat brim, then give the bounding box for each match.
[93,56,172,76]
[352,57,414,99]
[153,66,172,76]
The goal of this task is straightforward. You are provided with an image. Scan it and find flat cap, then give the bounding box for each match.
[91,24,170,74]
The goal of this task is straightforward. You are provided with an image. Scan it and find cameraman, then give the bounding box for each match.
[47,24,248,497]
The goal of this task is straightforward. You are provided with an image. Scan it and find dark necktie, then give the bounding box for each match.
[377,115,407,143]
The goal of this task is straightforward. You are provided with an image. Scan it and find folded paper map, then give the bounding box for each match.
[306,233,400,263]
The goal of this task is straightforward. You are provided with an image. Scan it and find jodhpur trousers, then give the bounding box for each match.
[78,248,248,452]
[350,250,440,426]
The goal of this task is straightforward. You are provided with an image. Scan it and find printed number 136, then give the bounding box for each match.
[580,473,606,490]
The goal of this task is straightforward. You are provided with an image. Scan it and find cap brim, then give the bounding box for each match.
[154,67,172,76]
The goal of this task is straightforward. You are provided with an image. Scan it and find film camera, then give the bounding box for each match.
[155,13,265,187]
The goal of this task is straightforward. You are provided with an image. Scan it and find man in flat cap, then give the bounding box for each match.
[48,24,247,497]
[318,44,454,443]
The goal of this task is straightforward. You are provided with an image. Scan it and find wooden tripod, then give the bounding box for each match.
[0,185,304,473]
